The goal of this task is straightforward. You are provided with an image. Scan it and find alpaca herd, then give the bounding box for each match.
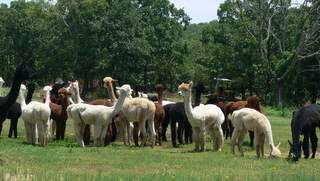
[2,63,320,162]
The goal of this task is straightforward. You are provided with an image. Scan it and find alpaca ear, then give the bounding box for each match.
[276,142,281,148]
[116,86,121,90]
[288,140,292,147]
[189,81,193,88]
[269,144,273,151]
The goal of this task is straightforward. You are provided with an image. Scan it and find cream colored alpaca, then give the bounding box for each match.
[119,97,156,147]
[228,108,281,158]
[68,84,132,147]
[178,81,225,152]
[19,84,52,146]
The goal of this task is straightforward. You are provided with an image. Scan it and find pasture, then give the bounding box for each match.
[0,107,319,181]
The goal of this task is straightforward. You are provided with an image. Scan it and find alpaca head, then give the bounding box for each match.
[20,84,27,92]
[246,95,260,111]
[178,81,193,96]
[15,62,36,81]
[116,84,132,97]
[288,140,302,161]
[269,142,281,158]
[103,76,117,88]
[43,85,52,92]
[58,88,71,99]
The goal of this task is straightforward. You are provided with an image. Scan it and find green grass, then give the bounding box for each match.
[0,113,319,181]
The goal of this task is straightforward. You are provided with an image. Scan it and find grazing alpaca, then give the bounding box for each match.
[19,85,52,146]
[225,96,265,146]
[229,108,281,158]
[68,84,132,147]
[0,63,36,137]
[289,104,320,161]
[49,88,70,140]
[84,77,118,145]
[178,81,224,152]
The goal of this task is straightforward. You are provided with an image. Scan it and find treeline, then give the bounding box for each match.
[0,0,319,106]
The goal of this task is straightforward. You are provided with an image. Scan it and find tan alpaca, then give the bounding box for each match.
[228,108,281,158]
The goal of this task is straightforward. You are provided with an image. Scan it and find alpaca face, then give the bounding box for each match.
[288,140,302,161]
[43,85,53,92]
[116,84,132,97]
[178,81,193,96]
[103,77,117,88]
[270,143,281,158]
[16,62,36,81]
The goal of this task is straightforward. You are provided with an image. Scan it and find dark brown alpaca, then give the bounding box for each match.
[49,88,70,140]
[83,77,118,145]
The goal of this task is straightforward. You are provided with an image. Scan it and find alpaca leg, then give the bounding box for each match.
[100,125,108,146]
[214,126,224,151]
[187,122,193,144]
[94,124,102,147]
[228,121,234,140]
[177,123,184,144]
[147,118,156,148]
[260,134,265,157]
[162,117,169,142]
[61,120,66,140]
[52,120,56,137]
[254,132,261,158]
[310,127,318,159]
[125,119,131,146]
[24,121,32,144]
[193,127,200,152]
[55,120,61,140]
[249,131,254,147]
[37,123,45,146]
[230,129,239,154]
[139,120,148,147]
[237,130,247,157]
[208,126,216,151]
[199,124,205,152]
[171,121,178,147]
[302,133,310,159]
[8,119,14,138]
[133,122,140,146]
[73,120,85,147]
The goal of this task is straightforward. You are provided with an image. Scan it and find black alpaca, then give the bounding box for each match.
[5,83,35,138]
[162,102,192,147]
[289,104,320,161]
[0,63,36,137]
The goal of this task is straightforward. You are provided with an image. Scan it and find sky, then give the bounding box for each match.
[0,0,305,24]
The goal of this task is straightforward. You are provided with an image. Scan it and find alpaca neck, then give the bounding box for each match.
[106,82,117,102]
[110,91,127,117]
[44,91,51,105]
[18,89,27,110]
[156,90,163,106]
[74,85,83,103]
[60,96,69,111]
[183,90,194,121]
[264,121,275,147]
[26,87,35,104]
[1,74,23,109]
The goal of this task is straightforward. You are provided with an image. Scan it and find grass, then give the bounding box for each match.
[0,87,319,180]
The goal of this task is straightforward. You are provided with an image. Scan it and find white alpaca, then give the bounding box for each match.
[228,108,281,158]
[19,84,52,146]
[68,84,132,147]
[178,81,224,152]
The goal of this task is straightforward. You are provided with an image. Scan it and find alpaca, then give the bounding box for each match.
[0,62,36,137]
[49,87,70,140]
[205,96,230,140]
[162,102,193,147]
[84,77,118,145]
[118,97,156,147]
[178,81,224,152]
[68,84,132,147]
[153,84,165,145]
[225,96,265,146]
[6,83,35,138]
[229,108,281,158]
[19,84,52,146]
[289,104,320,161]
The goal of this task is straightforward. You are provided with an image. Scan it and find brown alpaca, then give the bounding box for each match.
[154,84,165,145]
[226,96,265,146]
[83,77,118,145]
[49,88,70,140]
